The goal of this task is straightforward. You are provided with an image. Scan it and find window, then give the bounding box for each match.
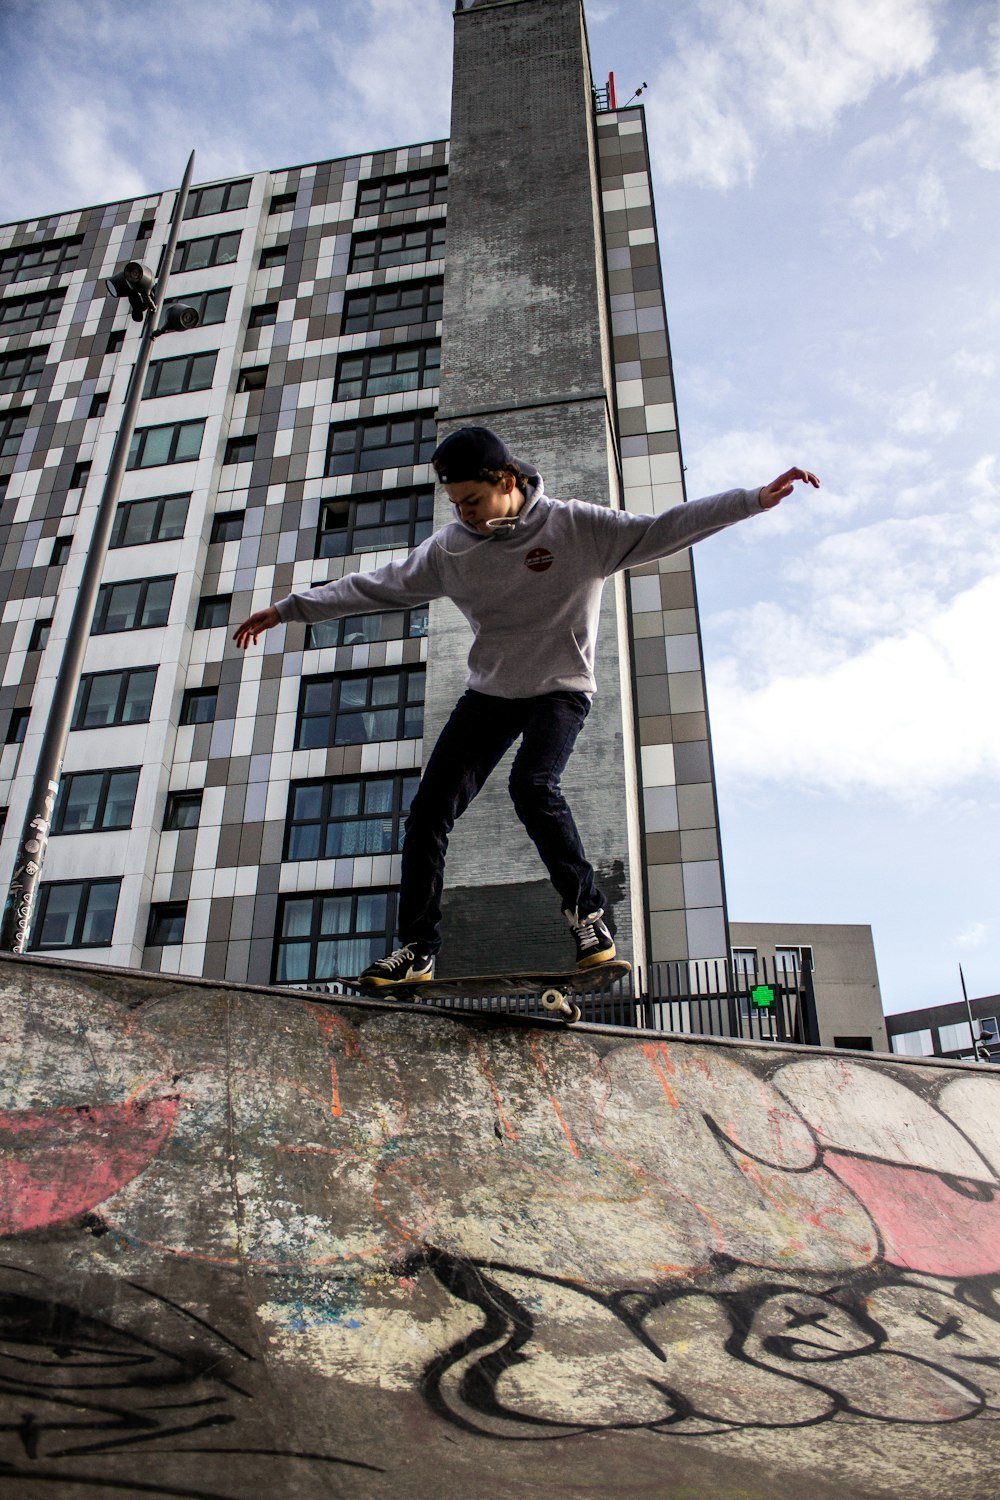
[326,415,436,477]
[184,179,251,219]
[5,708,30,745]
[50,536,72,567]
[247,302,278,328]
[224,435,256,464]
[296,668,424,749]
[172,231,241,274]
[335,343,440,400]
[981,1017,999,1044]
[259,245,287,268]
[237,365,267,392]
[143,350,217,399]
[890,1029,933,1058]
[0,409,29,460]
[195,594,231,629]
[161,286,230,329]
[317,488,434,558]
[731,948,758,979]
[0,346,47,395]
[70,461,91,489]
[111,493,189,548]
[274,889,394,984]
[1,235,83,284]
[350,223,446,274]
[180,687,217,725]
[164,790,203,830]
[29,878,120,950]
[269,192,296,214]
[774,945,813,974]
[105,329,126,355]
[284,773,419,862]
[342,279,443,335]
[134,219,154,243]
[356,171,447,217]
[306,605,428,651]
[88,391,108,419]
[28,617,52,652]
[833,1036,874,1051]
[938,1021,974,1055]
[92,576,174,634]
[52,767,140,834]
[0,290,65,336]
[146,902,187,946]
[127,419,205,469]
[210,510,244,543]
[73,667,156,729]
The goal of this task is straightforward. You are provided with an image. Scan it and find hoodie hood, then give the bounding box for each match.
[453,471,547,539]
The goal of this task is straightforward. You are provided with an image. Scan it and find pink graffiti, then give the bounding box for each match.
[823,1150,1000,1278]
[0,1095,178,1235]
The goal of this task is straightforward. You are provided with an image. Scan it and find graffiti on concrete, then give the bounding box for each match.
[1,968,999,1454]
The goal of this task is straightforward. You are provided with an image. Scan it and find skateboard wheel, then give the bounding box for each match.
[540,987,565,1011]
[567,1003,581,1024]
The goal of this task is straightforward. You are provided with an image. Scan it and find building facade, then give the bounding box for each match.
[0,0,730,989]
[887,995,999,1063]
[729,921,888,1052]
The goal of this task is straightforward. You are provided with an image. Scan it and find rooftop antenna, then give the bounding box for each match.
[622,81,648,107]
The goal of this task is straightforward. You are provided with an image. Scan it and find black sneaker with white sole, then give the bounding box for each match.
[360,945,434,987]
[566,907,616,969]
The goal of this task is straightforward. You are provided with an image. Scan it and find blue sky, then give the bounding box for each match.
[1,0,998,1013]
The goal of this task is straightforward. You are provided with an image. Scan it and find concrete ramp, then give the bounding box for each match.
[2,951,999,1498]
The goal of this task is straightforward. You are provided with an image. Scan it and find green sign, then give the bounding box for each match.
[750,984,775,1010]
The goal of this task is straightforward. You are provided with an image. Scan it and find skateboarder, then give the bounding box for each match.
[234,426,819,987]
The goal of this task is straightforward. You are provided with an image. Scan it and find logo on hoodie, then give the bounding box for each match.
[524,547,554,573]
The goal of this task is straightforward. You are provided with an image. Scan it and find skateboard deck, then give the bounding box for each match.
[337,959,632,1025]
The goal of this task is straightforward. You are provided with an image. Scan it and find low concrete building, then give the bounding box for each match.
[887,994,999,1063]
[729,921,888,1053]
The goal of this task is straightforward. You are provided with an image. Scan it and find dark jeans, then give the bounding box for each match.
[397,689,607,956]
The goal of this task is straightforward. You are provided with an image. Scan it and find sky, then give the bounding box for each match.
[1,0,998,1015]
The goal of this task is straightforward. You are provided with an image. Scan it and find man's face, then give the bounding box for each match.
[444,477,520,534]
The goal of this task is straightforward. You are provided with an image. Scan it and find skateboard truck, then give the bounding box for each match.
[540,987,582,1024]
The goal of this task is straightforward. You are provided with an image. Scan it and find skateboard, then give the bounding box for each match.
[337,960,632,1025]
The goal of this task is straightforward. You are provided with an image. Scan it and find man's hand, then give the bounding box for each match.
[233,606,280,649]
[759,468,820,509]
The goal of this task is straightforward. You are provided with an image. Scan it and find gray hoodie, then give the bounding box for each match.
[274,476,764,698]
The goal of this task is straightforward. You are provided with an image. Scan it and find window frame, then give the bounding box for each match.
[0,408,30,460]
[92,575,175,634]
[146,901,187,946]
[349,222,446,274]
[161,287,231,329]
[0,290,65,335]
[247,302,278,328]
[111,493,190,549]
[180,687,218,725]
[356,171,448,217]
[284,772,419,863]
[317,488,434,559]
[127,418,205,470]
[143,349,218,400]
[210,510,244,544]
[1,235,83,285]
[334,341,440,401]
[295,667,425,750]
[326,414,437,477]
[172,230,242,275]
[0,346,48,396]
[163,790,204,831]
[183,179,252,220]
[72,666,157,730]
[273,887,397,986]
[52,766,141,834]
[5,707,30,745]
[342,278,443,336]
[195,593,232,630]
[305,605,429,652]
[28,877,121,951]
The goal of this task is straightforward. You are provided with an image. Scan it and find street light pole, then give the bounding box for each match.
[1,150,197,953]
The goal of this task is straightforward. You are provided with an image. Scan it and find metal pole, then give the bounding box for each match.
[959,964,979,1051]
[1,151,196,952]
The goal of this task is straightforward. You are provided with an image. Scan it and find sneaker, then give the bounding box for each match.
[360,945,434,987]
[566,907,616,969]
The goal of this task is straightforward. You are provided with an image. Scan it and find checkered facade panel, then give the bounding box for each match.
[596,110,727,965]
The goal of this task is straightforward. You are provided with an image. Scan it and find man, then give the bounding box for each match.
[234,426,819,986]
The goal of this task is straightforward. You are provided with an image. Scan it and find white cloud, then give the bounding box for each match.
[645,0,938,188]
[843,166,950,240]
[708,571,1000,798]
[911,3,1000,171]
[953,921,990,950]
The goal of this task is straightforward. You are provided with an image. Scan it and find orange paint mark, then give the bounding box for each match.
[329,1060,342,1118]
[530,1038,580,1159]
[474,1041,518,1142]
[641,1043,679,1108]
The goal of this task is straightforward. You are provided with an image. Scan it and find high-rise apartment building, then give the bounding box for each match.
[0,0,730,988]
